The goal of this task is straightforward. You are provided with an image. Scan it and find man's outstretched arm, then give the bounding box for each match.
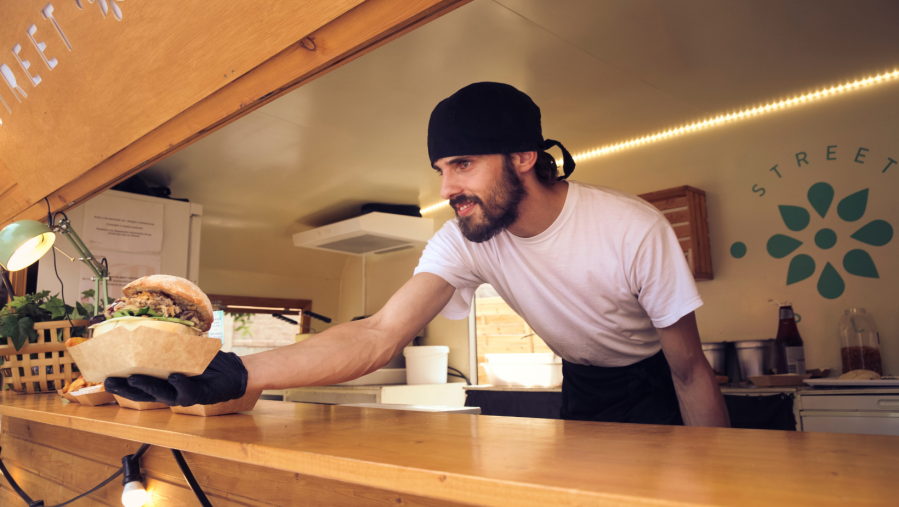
[242,272,456,391]
[659,311,731,428]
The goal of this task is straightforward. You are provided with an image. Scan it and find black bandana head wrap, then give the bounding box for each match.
[427,82,575,180]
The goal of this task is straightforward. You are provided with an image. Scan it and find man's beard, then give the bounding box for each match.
[451,157,527,243]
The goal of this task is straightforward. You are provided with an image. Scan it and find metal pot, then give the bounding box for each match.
[734,339,775,378]
[701,342,727,375]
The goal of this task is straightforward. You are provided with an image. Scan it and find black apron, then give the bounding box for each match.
[560,350,683,425]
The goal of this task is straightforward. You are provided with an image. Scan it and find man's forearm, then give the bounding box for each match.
[241,318,407,391]
[672,361,730,427]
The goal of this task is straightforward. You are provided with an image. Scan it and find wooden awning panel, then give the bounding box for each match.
[0,0,469,226]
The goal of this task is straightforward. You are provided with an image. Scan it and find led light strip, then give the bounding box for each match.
[421,69,899,214]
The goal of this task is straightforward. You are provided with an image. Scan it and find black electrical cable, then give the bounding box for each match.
[0,269,15,303]
[0,446,38,505]
[44,199,74,330]
[447,366,472,385]
[0,443,150,507]
[172,449,214,507]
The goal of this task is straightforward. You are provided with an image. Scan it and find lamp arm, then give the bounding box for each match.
[53,218,110,315]
[54,219,108,279]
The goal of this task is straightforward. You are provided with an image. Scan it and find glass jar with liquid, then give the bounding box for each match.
[838,308,882,375]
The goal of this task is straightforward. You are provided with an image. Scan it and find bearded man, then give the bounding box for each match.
[108,82,730,428]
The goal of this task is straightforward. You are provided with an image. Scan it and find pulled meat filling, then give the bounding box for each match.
[104,291,203,326]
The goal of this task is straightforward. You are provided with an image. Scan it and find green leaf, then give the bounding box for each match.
[73,302,93,320]
[0,315,19,340]
[81,289,96,299]
[778,205,810,232]
[41,297,67,320]
[807,182,834,218]
[851,220,893,247]
[8,295,32,311]
[766,234,803,259]
[13,316,37,351]
[837,189,868,222]
[136,306,151,316]
[843,249,879,278]
[817,262,845,299]
[786,254,816,285]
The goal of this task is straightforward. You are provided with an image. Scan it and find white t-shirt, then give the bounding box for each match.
[413,181,703,367]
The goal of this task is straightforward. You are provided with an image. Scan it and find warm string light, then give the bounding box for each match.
[421,69,899,214]
[420,200,452,214]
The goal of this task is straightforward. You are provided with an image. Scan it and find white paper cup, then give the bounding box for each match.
[403,346,449,385]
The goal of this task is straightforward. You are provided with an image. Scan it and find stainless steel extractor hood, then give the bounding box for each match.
[292,212,434,255]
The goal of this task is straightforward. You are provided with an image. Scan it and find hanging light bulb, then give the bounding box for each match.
[122,482,149,507]
[121,454,149,507]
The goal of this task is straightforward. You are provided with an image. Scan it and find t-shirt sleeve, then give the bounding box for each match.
[413,221,484,320]
[631,217,704,328]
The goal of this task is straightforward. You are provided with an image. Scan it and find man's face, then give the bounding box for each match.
[433,154,527,243]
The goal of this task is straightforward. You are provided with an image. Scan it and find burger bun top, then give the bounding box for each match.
[123,275,214,331]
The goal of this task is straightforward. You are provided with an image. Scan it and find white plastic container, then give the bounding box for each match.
[403,346,450,385]
[482,354,563,387]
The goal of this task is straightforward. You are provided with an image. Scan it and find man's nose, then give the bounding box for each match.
[439,171,461,200]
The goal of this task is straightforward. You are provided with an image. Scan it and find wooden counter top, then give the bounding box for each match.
[1,392,896,507]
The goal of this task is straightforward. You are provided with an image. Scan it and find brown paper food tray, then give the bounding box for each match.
[114,394,170,411]
[170,391,261,417]
[70,391,117,406]
[66,325,221,383]
[57,389,80,403]
[749,374,812,387]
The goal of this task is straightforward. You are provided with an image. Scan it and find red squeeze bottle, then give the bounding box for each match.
[774,304,806,374]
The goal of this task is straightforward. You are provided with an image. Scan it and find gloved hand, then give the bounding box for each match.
[104,351,248,407]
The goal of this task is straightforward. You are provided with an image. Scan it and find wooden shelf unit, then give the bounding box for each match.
[638,185,713,281]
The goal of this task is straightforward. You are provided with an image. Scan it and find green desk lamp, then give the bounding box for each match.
[0,216,109,316]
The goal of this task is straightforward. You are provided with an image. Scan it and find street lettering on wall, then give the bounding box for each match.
[736,144,895,299]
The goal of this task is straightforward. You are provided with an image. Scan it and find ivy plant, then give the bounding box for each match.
[0,289,107,352]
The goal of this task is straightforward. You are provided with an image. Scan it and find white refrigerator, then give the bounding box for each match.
[36,190,203,308]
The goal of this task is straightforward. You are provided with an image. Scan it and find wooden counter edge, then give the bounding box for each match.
[0,403,699,507]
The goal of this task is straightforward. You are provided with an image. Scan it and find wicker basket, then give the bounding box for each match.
[0,320,89,393]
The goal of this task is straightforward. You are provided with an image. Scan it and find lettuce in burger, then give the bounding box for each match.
[90,275,213,337]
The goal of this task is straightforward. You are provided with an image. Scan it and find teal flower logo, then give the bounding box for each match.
[765,182,893,299]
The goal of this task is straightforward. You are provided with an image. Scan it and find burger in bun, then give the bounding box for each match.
[90,275,213,337]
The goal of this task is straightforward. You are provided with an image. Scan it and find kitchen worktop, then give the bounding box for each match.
[466,384,899,395]
[1,392,897,506]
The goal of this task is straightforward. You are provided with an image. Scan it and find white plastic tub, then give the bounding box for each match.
[403,346,450,385]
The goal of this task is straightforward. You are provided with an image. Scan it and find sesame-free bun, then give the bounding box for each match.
[123,275,214,331]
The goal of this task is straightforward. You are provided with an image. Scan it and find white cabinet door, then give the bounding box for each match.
[801,411,899,436]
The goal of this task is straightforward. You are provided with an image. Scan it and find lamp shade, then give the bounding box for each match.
[0,220,56,271]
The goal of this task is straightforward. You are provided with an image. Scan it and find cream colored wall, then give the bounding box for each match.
[572,83,898,375]
[197,221,347,335]
[336,211,472,382]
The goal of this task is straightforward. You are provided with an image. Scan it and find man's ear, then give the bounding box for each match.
[510,151,538,175]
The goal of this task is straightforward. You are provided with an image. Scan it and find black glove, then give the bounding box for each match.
[104,351,248,407]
